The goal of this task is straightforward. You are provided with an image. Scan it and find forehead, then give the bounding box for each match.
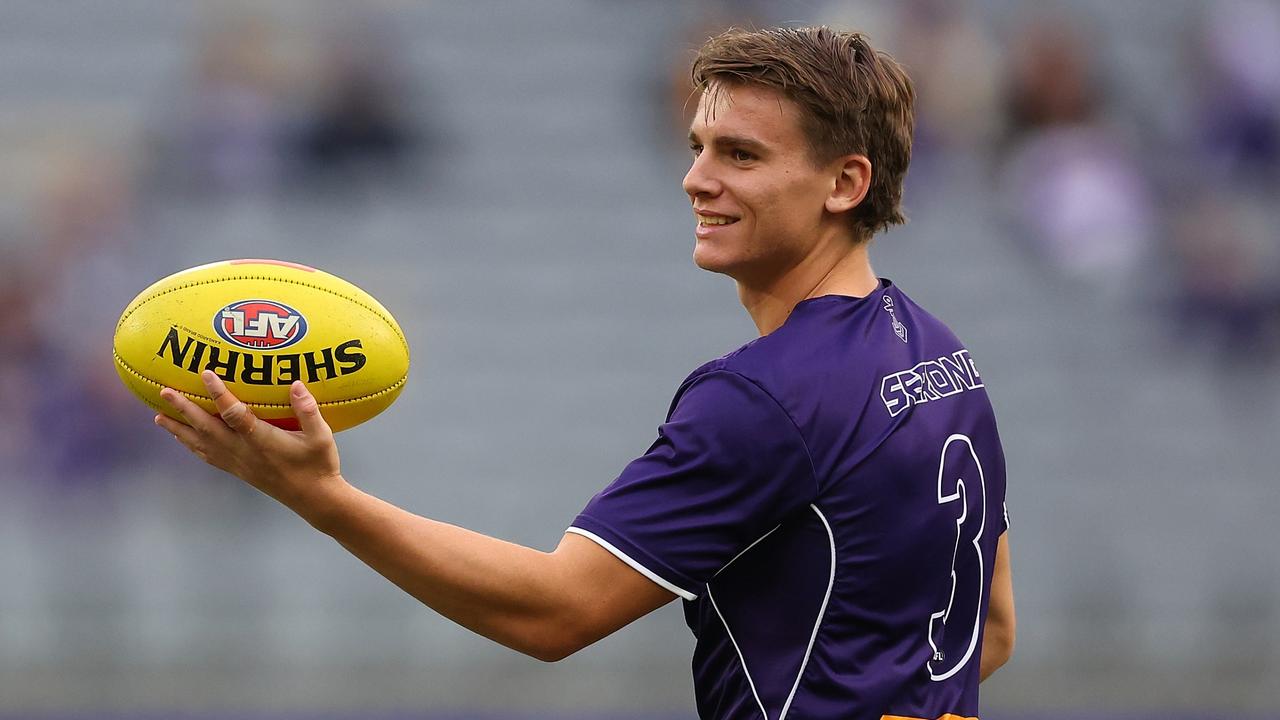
[691,82,807,145]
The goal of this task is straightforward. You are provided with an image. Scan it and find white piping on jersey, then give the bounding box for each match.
[705,505,836,720]
[713,524,782,578]
[565,527,698,601]
[708,585,769,720]
[779,504,836,720]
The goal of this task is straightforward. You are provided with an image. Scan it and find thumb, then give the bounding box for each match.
[290,381,332,438]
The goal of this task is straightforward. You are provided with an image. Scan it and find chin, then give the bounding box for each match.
[695,235,768,279]
[692,244,735,276]
[693,253,754,284]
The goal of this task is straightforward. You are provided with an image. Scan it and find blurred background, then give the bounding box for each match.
[1,0,1277,718]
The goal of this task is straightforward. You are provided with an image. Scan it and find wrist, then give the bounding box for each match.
[293,474,360,534]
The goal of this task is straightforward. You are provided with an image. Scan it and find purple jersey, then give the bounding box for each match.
[570,280,1008,720]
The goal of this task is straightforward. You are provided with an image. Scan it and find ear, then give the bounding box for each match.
[825,155,872,215]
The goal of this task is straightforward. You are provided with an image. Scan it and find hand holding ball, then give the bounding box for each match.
[114,259,410,432]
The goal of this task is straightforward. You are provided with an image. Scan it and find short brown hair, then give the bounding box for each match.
[691,27,915,240]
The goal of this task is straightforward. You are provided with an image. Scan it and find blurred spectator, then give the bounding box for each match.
[290,19,418,191]
[996,15,1154,284]
[887,0,1002,160]
[1193,0,1280,185]
[0,244,46,486]
[153,15,290,196]
[1003,14,1100,141]
[1167,193,1280,365]
[23,148,166,487]
[1157,0,1280,366]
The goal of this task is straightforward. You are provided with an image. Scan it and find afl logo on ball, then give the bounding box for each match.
[215,300,308,350]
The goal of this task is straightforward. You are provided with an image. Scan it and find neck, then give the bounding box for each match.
[738,237,878,336]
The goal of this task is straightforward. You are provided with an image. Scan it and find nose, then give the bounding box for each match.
[682,151,720,200]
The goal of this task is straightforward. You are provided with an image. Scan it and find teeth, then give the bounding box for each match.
[697,215,735,226]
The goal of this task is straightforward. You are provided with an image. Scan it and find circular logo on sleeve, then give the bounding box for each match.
[214,300,308,350]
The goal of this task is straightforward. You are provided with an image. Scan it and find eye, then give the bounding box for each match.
[731,148,755,162]
[689,143,703,157]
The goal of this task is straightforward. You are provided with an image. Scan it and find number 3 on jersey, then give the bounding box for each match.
[927,434,987,681]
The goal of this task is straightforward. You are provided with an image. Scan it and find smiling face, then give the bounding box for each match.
[683,83,852,285]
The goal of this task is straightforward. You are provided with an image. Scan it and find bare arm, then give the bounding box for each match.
[313,489,675,661]
[156,372,675,661]
[979,532,1015,681]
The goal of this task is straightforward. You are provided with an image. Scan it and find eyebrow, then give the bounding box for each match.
[687,130,769,154]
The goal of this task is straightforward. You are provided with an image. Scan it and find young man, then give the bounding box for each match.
[156,27,1014,720]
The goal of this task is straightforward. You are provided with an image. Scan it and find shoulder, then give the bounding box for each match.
[688,284,893,394]
[672,279,982,422]
[669,362,788,426]
[878,282,969,351]
[668,328,797,424]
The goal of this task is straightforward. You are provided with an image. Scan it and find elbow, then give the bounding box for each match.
[526,635,592,663]
[528,642,576,663]
[990,622,1016,668]
[514,624,597,663]
[995,638,1015,670]
[1002,617,1016,662]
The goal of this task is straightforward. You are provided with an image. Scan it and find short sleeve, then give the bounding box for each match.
[569,370,817,600]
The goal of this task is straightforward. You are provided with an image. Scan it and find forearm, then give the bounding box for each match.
[979,625,1012,681]
[302,479,576,660]
[153,375,657,659]
[980,533,1015,682]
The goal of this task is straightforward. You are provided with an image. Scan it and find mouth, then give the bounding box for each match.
[694,212,740,228]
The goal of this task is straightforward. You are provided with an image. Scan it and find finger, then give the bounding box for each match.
[155,413,209,462]
[290,381,333,439]
[201,370,262,437]
[160,386,225,435]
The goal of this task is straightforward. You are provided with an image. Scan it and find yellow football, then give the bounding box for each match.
[113,258,410,432]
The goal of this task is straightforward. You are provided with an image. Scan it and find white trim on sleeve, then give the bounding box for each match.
[565,527,699,601]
